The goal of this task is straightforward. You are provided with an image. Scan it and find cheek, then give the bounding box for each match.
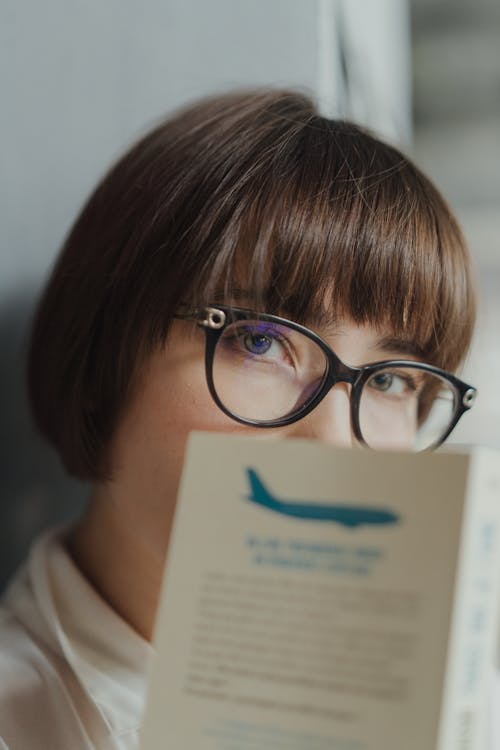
[155,366,238,439]
[109,357,250,508]
[103,334,283,554]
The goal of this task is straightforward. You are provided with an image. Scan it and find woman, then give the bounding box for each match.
[0,89,477,748]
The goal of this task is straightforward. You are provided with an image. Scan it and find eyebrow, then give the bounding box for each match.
[374,336,427,359]
[299,314,427,360]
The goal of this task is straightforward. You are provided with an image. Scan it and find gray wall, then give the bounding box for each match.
[411,0,500,449]
[0,0,411,589]
[2,0,411,301]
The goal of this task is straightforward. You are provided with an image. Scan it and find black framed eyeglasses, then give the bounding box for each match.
[176,305,477,451]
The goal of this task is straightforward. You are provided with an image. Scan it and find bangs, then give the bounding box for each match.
[28,88,476,479]
[186,118,474,371]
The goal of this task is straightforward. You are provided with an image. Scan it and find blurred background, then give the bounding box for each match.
[1,0,499,590]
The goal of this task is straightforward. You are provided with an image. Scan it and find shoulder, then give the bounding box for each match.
[0,529,148,749]
[0,606,61,746]
[0,605,46,692]
[0,604,91,749]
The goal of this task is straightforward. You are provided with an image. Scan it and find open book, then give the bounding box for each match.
[141,433,500,750]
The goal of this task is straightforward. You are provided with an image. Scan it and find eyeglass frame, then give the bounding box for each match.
[175,305,477,450]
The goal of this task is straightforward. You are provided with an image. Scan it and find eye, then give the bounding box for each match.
[369,371,415,395]
[242,332,273,355]
[218,320,301,370]
[237,325,292,362]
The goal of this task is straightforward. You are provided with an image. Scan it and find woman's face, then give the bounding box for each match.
[103,315,419,555]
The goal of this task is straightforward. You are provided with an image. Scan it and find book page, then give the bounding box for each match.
[141,434,475,750]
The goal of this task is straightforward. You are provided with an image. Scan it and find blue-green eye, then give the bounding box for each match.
[371,373,395,392]
[220,321,297,369]
[368,371,417,396]
[243,333,272,355]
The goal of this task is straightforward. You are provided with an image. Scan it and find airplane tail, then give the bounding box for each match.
[246,467,274,505]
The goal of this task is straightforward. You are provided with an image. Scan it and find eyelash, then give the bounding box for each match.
[231,326,295,362]
[383,369,420,390]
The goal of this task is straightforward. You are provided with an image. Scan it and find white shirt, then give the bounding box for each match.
[2,529,500,749]
[0,528,153,750]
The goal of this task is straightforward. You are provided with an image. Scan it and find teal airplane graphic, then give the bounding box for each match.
[246,468,400,529]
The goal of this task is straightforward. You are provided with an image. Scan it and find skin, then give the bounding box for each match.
[67,316,419,642]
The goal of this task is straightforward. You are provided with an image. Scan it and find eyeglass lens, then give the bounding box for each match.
[359,368,456,450]
[211,318,457,451]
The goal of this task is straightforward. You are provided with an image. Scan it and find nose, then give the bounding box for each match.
[286,383,354,447]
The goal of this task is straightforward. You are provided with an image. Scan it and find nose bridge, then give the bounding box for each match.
[291,380,355,447]
[325,346,360,387]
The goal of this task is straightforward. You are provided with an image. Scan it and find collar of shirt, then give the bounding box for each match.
[3,526,153,738]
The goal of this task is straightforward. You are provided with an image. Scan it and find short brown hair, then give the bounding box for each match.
[27,89,476,480]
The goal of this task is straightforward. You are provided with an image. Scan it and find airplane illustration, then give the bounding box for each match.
[245,468,400,529]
